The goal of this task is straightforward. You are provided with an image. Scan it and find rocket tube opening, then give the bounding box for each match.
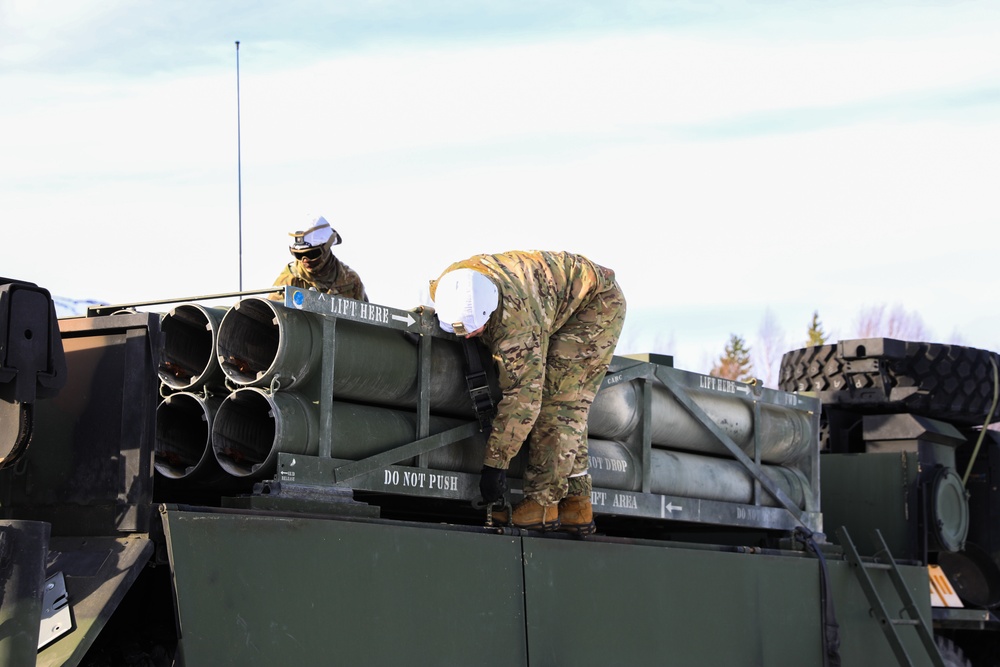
[212,388,277,478]
[216,297,322,390]
[154,392,219,480]
[212,387,319,479]
[158,304,226,391]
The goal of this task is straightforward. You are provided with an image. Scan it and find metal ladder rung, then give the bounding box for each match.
[837,526,945,667]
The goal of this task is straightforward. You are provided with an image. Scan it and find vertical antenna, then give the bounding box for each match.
[235,40,243,291]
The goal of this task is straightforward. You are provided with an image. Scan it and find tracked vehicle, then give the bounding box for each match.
[2,281,998,666]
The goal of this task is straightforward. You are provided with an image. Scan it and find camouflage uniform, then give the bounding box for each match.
[430,250,626,505]
[271,254,368,302]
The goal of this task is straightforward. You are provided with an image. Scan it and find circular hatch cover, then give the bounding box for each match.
[930,466,969,553]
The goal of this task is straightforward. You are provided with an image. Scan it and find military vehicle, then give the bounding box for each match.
[2,279,998,666]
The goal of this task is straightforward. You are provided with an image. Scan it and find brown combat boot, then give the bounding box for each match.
[494,498,560,530]
[558,495,596,536]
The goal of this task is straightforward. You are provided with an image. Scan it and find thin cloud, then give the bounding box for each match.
[680,83,1000,140]
[2,0,999,372]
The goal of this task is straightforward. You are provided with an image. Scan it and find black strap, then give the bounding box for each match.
[794,527,841,667]
[461,338,495,432]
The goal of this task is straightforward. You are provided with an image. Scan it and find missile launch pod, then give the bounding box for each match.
[3,284,997,666]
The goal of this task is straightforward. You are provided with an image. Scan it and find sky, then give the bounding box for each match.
[2,0,998,379]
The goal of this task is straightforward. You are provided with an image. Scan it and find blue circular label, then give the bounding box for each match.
[292,291,304,307]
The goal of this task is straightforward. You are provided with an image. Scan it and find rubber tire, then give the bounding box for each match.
[778,339,1000,427]
[936,635,973,667]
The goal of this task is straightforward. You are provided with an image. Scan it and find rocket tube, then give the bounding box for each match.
[212,387,320,479]
[215,297,484,416]
[216,298,323,391]
[210,390,496,481]
[208,391,810,508]
[155,392,225,481]
[589,381,813,465]
[158,304,228,392]
[587,438,810,509]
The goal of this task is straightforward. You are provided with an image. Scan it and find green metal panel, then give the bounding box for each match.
[0,520,48,667]
[822,452,920,559]
[162,508,527,666]
[36,535,154,667]
[163,506,938,667]
[521,536,937,667]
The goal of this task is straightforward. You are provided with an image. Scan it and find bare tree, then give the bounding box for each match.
[752,308,786,388]
[855,304,929,340]
[947,329,968,346]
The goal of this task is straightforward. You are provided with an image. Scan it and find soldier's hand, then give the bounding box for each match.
[479,465,507,504]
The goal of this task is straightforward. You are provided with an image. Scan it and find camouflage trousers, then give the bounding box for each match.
[523,281,626,505]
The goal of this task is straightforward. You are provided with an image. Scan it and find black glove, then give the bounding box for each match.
[479,465,507,504]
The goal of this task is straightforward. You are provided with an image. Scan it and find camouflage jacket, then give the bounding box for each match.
[430,250,621,469]
[271,255,368,302]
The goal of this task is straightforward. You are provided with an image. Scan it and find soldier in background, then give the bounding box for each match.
[271,215,368,302]
[429,250,626,535]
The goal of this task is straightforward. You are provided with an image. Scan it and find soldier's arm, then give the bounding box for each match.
[483,330,545,469]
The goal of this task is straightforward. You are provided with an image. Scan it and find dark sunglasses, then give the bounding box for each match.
[292,247,323,261]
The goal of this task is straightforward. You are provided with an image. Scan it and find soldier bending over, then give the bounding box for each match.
[430,250,626,535]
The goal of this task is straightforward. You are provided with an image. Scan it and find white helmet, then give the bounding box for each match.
[289,215,342,255]
[433,269,499,335]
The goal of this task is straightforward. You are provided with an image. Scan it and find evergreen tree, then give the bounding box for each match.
[807,311,826,346]
[711,334,753,382]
